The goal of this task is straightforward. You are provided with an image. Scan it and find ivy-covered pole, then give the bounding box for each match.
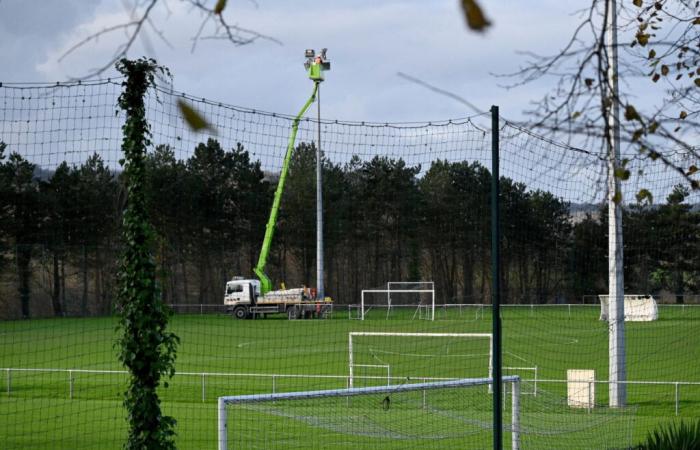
[116,57,179,450]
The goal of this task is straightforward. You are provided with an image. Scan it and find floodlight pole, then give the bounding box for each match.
[315,80,324,301]
[305,48,330,302]
[605,0,626,409]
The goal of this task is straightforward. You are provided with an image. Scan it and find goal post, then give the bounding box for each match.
[360,285,435,320]
[218,376,521,450]
[599,295,658,321]
[348,332,492,389]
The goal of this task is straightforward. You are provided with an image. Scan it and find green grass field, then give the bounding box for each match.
[0,305,698,449]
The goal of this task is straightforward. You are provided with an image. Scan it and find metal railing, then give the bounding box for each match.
[4,366,697,415]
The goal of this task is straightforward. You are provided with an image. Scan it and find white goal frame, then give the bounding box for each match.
[360,286,435,321]
[598,294,658,322]
[218,376,521,450]
[348,332,492,389]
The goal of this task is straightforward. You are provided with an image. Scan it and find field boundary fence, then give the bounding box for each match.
[4,367,698,415]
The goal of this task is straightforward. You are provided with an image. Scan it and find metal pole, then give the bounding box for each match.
[491,105,503,450]
[606,0,626,409]
[675,382,679,416]
[512,379,520,450]
[218,397,227,450]
[316,81,325,301]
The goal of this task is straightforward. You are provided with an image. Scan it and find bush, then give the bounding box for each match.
[634,419,700,450]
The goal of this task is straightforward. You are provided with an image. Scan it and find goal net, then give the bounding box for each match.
[598,295,659,321]
[218,377,521,450]
[348,332,492,388]
[357,281,435,320]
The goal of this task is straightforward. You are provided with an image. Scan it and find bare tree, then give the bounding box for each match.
[59,0,280,79]
[502,0,699,191]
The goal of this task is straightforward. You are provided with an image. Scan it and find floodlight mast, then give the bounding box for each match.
[305,48,330,301]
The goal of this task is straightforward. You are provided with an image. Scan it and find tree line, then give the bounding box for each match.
[0,139,698,318]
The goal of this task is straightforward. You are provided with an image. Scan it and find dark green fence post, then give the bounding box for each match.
[491,105,502,450]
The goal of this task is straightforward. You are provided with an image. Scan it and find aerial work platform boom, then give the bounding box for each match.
[253,83,318,295]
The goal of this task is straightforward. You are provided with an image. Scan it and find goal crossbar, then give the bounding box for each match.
[218,376,521,450]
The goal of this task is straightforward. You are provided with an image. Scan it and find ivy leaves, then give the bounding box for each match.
[116,58,179,450]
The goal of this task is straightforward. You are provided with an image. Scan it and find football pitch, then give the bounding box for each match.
[0,305,698,449]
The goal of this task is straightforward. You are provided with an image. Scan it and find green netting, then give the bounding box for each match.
[0,78,698,449]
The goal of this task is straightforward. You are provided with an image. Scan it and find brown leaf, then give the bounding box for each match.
[687,165,698,175]
[661,65,669,76]
[693,17,700,25]
[624,104,642,122]
[695,78,700,87]
[177,100,212,132]
[633,0,643,7]
[648,49,656,59]
[460,0,492,32]
[680,111,688,119]
[652,73,660,82]
[636,31,650,46]
[584,78,594,88]
[214,0,227,14]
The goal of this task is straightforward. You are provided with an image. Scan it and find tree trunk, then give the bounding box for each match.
[17,245,32,318]
[81,244,88,316]
[51,252,63,316]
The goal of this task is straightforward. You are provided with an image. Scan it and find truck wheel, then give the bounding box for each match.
[232,306,248,320]
[287,306,299,320]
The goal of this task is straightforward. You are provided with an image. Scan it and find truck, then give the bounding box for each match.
[223,50,333,320]
[224,278,332,320]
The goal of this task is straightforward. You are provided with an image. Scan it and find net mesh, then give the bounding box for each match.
[0,79,697,449]
[223,379,515,450]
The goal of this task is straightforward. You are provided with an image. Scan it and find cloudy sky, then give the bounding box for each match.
[0,0,585,123]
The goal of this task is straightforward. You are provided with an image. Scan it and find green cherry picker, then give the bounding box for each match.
[224,49,333,320]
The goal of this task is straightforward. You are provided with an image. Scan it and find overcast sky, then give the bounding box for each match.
[0,0,587,123]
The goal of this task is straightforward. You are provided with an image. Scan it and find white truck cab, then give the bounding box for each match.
[224,278,260,306]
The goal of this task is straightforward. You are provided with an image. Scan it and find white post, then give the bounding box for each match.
[606,0,627,409]
[69,370,74,399]
[348,334,354,388]
[6,368,10,396]
[512,379,520,450]
[218,397,227,450]
[431,289,435,321]
[361,291,365,321]
[675,382,679,416]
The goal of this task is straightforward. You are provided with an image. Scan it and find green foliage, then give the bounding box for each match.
[0,146,42,317]
[115,57,179,450]
[634,419,700,450]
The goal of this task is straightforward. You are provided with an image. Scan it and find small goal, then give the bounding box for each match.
[218,376,521,450]
[598,294,658,322]
[352,281,435,320]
